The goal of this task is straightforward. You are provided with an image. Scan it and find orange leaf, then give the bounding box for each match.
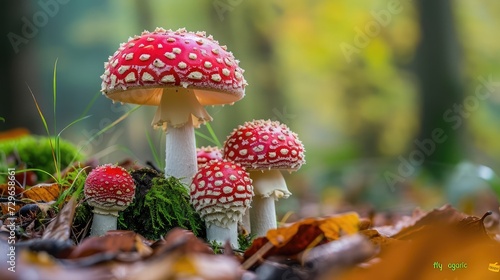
[0,127,30,140]
[266,212,360,247]
[244,212,360,260]
[22,183,62,202]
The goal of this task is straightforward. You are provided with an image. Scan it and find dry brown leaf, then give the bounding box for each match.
[337,206,500,280]
[22,183,62,202]
[67,230,149,260]
[0,127,30,140]
[244,212,359,260]
[42,197,77,241]
[151,228,212,257]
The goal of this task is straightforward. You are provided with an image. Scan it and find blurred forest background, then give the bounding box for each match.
[1,0,499,218]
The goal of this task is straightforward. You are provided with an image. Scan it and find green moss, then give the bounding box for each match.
[119,168,205,240]
[0,135,83,182]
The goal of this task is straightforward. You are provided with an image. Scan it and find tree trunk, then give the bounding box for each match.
[413,0,464,179]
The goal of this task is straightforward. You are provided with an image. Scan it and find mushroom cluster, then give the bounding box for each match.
[100,27,306,243]
[101,27,247,185]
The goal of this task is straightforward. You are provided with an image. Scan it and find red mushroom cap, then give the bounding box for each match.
[196,146,223,169]
[100,27,247,106]
[190,159,253,227]
[223,120,305,171]
[84,164,136,213]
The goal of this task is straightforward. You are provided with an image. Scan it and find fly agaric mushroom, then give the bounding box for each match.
[223,120,305,237]
[196,146,223,169]
[190,159,253,248]
[100,27,247,185]
[84,164,136,236]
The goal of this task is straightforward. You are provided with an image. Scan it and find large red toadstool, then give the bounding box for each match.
[223,119,305,236]
[190,159,253,248]
[100,27,247,185]
[84,164,136,236]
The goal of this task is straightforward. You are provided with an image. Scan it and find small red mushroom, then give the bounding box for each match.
[190,159,253,248]
[100,27,247,186]
[84,164,136,236]
[196,146,223,169]
[223,119,305,236]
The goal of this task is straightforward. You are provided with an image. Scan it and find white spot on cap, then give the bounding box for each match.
[229,175,237,181]
[239,149,248,156]
[253,145,264,152]
[222,68,230,76]
[172,47,181,54]
[188,53,197,60]
[235,71,243,81]
[118,65,130,74]
[214,180,223,186]
[188,71,203,80]
[224,57,233,66]
[140,54,151,61]
[223,186,233,194]
[219,196,227,203]
[146,37,154,42]
[142,72,155,82]
[211,74,222,82]
[125,53,134,60]
[111,59,118,67]
[204,61,212,68]
[153,59,165,68]
[212,48,219,55]
[269,152,276,158]
[158,44,163,49]
[167,38,176,43]
[161,75,176,83]
[125,72,136,82]
[178,62,187,69]
[164,52,176,59]
[237,185,245,192]
[280,148,289,155]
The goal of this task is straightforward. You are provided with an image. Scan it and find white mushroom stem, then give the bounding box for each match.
[90,209,118,236]
[206,222,239,249]
[165,122,197,186]
[249,170,291,237]
[152,88,212,186]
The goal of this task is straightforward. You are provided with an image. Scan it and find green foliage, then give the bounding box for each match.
[0,136,83,183]
[119,169,205,240]
[238,233,256,252]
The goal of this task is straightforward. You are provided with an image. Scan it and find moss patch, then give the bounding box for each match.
[0,135,83,182]
[119,168,205,240]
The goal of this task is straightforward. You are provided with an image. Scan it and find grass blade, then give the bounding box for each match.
[205,122,221,147]
[28,86,58,176]
[77,105,141,154]
[146,129,162,169]
[80,91,101,119]
[195,130,220,146]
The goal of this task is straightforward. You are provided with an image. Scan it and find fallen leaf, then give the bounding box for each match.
[67,230,150,260]
[22,183,62,202]
[0,127,30,140]
[42,197,77,241]
[337,206,500,280]
[244,212,360,261]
